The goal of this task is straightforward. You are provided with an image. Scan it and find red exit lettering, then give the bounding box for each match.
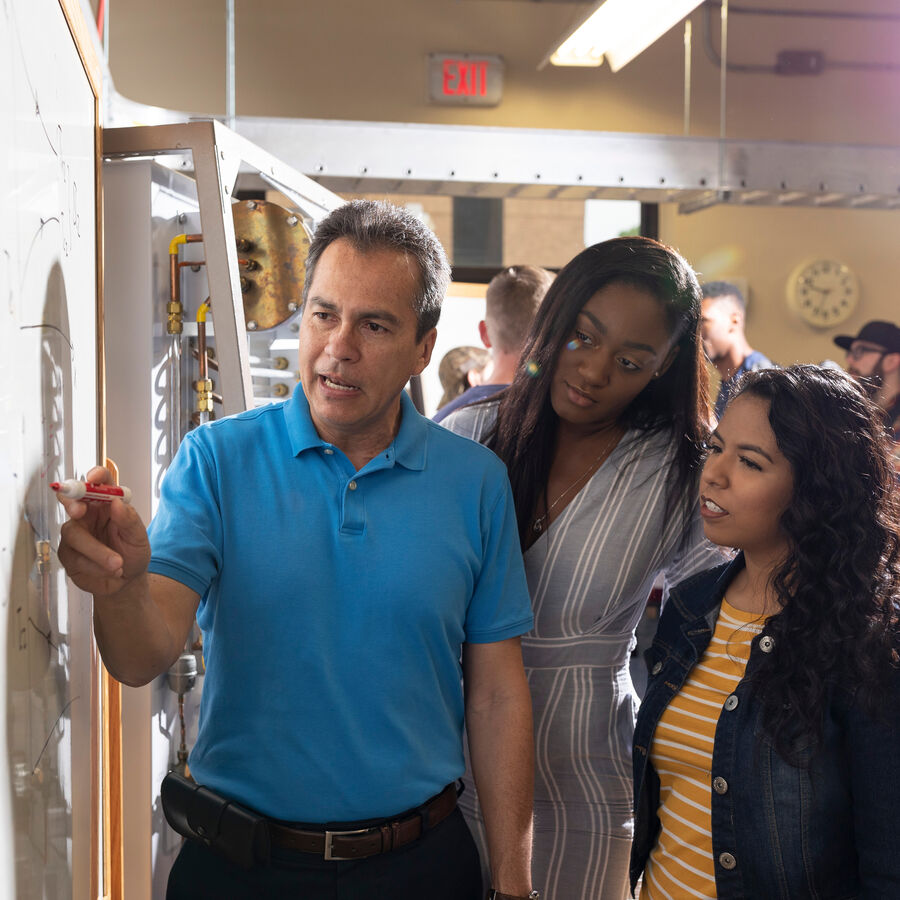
[442,60,488,97]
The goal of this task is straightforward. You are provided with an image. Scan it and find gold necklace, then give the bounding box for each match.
[531,430,621,534]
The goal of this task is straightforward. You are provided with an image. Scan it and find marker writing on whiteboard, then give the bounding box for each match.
[51,479,133,504]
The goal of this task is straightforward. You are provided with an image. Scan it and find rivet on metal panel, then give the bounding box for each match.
[316,164,325,172]
[246,200,257,210]
[450,170,456,177]
[660,177,666,184]
[577,175,583,182]
[178,213,187,224]
[700,178,707,186]
[246,320,258,331]
[492,172,499,178]
[406,168,413,176]
[618,176,625,183]
[286,215,299,227]
[287,302,299,313]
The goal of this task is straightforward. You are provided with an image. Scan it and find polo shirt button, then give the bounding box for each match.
[724,694,739,711]
[348,481,358,491]
[759,635,775,653]
[718,851,737,870]
[650,661,663,676]
[323,448,334,455]
[713,776,728,794]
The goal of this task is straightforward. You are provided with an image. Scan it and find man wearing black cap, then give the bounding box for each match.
[834,320,900,473]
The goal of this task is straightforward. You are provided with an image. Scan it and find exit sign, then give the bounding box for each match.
[428,53,504,106]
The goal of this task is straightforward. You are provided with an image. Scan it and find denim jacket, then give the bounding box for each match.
[630,555,900,899]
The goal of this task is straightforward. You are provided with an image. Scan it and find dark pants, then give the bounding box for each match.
[166,807,483,900]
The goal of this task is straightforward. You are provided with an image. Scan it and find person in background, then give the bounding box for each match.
[443,236,725,900]
[54,200,537,900]
[699,281,774,421]
[433,265,553,423]
[834,319,900,476]
[631,365,900,899]
[436,345,491,411]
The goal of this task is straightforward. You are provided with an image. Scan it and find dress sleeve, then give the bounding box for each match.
[660,496,730,594]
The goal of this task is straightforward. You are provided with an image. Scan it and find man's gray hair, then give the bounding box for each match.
[303,199,451,339]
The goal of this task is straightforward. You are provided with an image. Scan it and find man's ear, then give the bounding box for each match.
[882,351,900,374]
[413,328,438,377]
[478,320,492,349]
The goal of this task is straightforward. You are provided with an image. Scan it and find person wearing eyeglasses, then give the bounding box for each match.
[834,320,900,475]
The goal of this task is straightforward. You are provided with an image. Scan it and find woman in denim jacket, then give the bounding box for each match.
[630,365,900,899]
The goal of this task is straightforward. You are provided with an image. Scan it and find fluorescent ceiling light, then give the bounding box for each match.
[544,0,704,72]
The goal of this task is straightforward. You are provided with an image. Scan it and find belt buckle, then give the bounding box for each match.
[323,827,370,860]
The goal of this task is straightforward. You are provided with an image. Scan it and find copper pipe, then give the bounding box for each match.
[198,321,208,381]
[191,348,219,371]
[169,253,179,306]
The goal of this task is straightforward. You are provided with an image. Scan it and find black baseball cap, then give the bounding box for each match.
[833,320,900,353]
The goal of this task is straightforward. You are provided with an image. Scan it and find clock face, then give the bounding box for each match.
[787,259,859,327]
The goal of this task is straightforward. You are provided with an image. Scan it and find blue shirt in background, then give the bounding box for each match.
[713,350,774,421]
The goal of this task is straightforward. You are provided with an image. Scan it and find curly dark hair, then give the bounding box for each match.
[486,236,709,547]
[733,365,900,763]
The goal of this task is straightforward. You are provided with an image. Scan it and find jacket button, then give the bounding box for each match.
[759,635,775,653]
[724,694,739,711]
[718,851,737,870]
[713,776,728,794]
[651,661,663,675]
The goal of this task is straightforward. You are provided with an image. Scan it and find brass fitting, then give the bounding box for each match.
[195,378,214,413]
[167,300,184,334]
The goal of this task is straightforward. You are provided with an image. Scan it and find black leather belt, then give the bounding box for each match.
[268,783,458,860]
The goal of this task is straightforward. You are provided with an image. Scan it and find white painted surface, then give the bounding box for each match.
[0,0,99,898]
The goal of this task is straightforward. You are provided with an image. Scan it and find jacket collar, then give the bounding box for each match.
[668,552,746,629]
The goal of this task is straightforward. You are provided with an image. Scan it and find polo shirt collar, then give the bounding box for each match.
[283,381,427,470]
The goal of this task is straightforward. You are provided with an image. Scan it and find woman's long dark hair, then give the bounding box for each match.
[487,236,709,547]
[734,365,900,762]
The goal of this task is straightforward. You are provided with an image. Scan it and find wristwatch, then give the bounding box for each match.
[486,891,540,900]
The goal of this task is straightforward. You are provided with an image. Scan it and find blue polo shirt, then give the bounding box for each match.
[147,386,532,822]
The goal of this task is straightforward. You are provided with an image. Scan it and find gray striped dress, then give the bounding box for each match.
[442,401,726,900]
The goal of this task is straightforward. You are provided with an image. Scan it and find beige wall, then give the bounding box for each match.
[108,0,900,145]
[660,203,900,367]
[107,0,900,365]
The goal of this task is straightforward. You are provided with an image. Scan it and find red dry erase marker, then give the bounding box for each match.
[51,479,133,504]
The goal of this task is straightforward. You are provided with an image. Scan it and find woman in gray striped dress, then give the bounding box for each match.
[443,237,725,899]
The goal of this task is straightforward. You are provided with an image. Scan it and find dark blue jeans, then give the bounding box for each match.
[166,807,483,900]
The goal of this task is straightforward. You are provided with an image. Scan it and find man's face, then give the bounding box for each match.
[845,340,892,402]
[298,238,436,450]
[700,297,738,362]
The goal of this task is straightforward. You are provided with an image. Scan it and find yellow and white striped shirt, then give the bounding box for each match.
[641,599,764,900]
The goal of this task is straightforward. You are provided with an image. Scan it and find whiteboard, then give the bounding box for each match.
[0,0,101,898]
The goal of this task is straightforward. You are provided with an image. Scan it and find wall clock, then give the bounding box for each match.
[786,259,860,328]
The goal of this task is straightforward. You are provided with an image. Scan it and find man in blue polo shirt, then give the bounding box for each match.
[56,200,538,900]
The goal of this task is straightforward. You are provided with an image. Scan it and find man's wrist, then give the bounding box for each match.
[486,890,540,900]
